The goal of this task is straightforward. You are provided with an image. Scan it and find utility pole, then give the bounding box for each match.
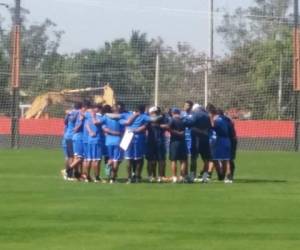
[278,53,283,119]
[154,50,160,107]
[209,0,214,61]
[294,0,300,151]
[10,0,21,149]
[204,0,214,107]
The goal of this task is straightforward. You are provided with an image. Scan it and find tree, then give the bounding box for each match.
[216,0,293,119]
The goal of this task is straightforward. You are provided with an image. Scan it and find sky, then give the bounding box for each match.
[0,0,253,55]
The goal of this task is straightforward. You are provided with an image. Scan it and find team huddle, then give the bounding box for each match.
[61,100,237,184]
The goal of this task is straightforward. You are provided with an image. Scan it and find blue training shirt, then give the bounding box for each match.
[83,111,92,143]
[213,116,230,138]
[181,111,192,144]
[102,115,124,146]
[86,113,101,143]
[72,111,85,141]
[121,113,150,135]
[64,109,78,140]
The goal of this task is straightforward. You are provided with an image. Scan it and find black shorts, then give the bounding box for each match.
[169,140,188,161]
[66,139,74,158]
[146,142,166,161]
[198,136,211,161]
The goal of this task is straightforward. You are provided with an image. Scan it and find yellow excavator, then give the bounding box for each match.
[24,84,116,119]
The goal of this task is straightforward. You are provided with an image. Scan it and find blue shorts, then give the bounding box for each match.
[101,144,108,157]
[125,136,145,160]
[73,139,84,158]
[83,142,89,160]
[87,143,102,161]
[107,145,124,161]
[211,137,231,160]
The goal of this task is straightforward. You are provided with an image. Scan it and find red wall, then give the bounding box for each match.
[0,117,295,138]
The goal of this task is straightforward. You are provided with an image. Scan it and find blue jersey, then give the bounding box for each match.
[83,111,92,143]
[220,115,237,140]
[96,113,106,143]
[72,111,85,141]
[102,115,124,146]
[181,111,192,142]
[87,114,101,143]
[64,110,78,140]
[213,116,230,138]
[122,113,150,135]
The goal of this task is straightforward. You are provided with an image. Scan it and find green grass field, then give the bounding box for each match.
[0,149,300,250]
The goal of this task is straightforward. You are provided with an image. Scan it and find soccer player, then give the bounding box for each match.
[146,106,168,183]
[69,102,88,175]
[61,102,81,180]
[168,108,188,183]
[121,104,149,183]
[182,101,194,178]
[82,101,93,180]
[84,104,103,182]
[207,104,233,184]
[217,109,238,180]
[186,104,213,182]
[102,103,125,184]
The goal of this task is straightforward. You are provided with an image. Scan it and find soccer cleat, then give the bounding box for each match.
[201,172,210,183]
[66,177,76,182]
[94,177,101,183]
[149,176,155,183]
[157,177,162,183]
[172,176,178,183]
[109,179,115,184]
[61,169,67,180]
[126,178,133,184]
[189,172,195,182]
[224,178,233,184]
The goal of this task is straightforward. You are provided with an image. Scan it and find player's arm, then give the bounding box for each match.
[133,125,147,133]
[105,113,122,120]
[170,129,184,137]
[73,113,84,132]
[121,112,140,126]
[168,121,184,137]
[86,122,96,137]
[191,127,208,136]
[102,126,121,136]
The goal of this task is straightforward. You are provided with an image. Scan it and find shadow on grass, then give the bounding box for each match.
[235,179,287,184]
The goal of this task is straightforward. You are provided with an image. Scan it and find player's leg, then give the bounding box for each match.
[189,135,199,180]
[70,139,84,179]
[135,159,143,183]
[158,160,165,183]
[92,143,102,182]
[223,160,233,184]
[110,146,123,183]
[133,138,145,183]
[180,160,188,182]
[171,161,177,183]
[230,139,237,179]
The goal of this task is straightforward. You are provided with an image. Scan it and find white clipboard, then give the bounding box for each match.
[120,129,134,151]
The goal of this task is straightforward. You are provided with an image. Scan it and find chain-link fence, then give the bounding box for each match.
[0,0,298,150]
